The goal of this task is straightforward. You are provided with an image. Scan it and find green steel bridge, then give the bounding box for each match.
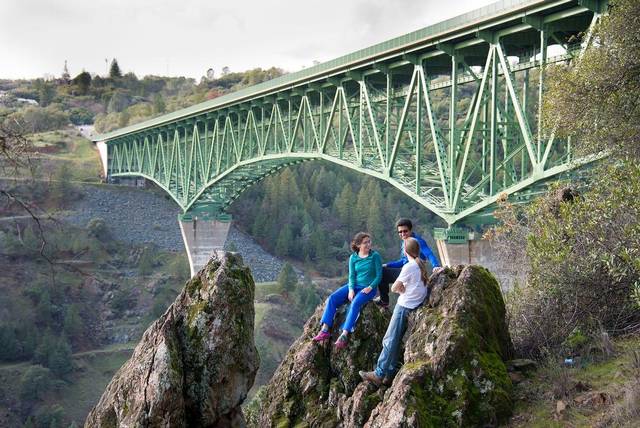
[94,0,605,229]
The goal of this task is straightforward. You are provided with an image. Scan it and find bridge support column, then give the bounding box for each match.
[178,207,232,277]
[434,227,520,291]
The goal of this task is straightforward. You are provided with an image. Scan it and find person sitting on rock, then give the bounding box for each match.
[374,218,440,309]
[359,237,435,385]
[312,232,382,349]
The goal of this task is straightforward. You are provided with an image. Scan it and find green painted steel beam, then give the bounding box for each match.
[101,0,605,225]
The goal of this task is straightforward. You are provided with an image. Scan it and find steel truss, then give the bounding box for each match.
[104,0,605,225]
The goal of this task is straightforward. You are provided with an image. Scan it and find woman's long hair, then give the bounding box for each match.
[405,237,428,285]
[351,232,371,252]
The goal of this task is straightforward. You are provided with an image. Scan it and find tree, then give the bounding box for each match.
[72,71,92,95]
[544,0,640,159]
[109,58,122,79]
[334,185,355,233]
[153,93,166,114]
[87,217,109,240]
[277,263,297,298]
[47,336,73,377]
[0,324,20,361]
[19,365,53,402]
[275,225,293,257]
[63,305,83,341]
[35,79,56,107]
[49,163,74,207]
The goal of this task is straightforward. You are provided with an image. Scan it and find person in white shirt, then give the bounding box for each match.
[359,237,436,386]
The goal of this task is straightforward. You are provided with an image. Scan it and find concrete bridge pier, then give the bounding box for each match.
[434,228,521,292]
[179,210,232,277]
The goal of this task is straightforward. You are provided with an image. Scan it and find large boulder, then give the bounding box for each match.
[256,299,391,426]
[367,265,514,427]
[85,252,259,428]
[255,265,514,427]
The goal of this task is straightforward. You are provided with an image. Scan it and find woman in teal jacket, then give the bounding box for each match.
[312,232,382,349]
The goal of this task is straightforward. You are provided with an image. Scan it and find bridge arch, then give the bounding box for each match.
[99,0,604,227]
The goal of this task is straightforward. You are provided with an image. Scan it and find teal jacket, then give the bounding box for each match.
[348,250,382,290]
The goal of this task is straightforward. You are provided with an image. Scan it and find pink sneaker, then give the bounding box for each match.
[334,334,348,350]
[312,330,331,342]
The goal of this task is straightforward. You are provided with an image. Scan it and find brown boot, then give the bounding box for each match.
[359,370,383,386]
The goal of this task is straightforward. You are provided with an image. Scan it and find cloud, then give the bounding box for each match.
[0,0,495,79]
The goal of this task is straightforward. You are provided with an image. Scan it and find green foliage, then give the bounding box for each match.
[35,79,56,107]
[63,304,84,342]
[138,247,155,276]
[295,275,321,315]
[49,162,76,207]
[277,263,297,297]
[68,107,93,125]
[72,71,92,95]
[243,385,267,426]
[544,0,640,159]
[31,404,66,428]
[275,225,293,257]
[34,333,74,377]
[491,0,640,358]
[232,161,439,275]
[19,365,53,402]
[111,286,136,315]
[109,59,122,79]
[497,163,640,357]
[86,217,109,240]
[5,104,69,133]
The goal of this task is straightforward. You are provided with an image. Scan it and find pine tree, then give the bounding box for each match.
[335,185,355,233]
[275,225,293,257]
[109,59,122,78]
[366,181,385,242]
[277,263,297,298]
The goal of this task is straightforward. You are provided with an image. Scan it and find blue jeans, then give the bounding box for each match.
[320,284,376,332]
[375,304,412,378]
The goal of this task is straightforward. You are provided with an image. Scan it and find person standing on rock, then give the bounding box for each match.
[374,218,440,309]
[312,232,382,349]
[360,237,432,386]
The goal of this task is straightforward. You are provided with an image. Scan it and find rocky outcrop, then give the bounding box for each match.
[85,252,259,427]
[255,301,391,427]
[255,265,514,427]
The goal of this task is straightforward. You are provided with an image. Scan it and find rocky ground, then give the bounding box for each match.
[64,182,285,282]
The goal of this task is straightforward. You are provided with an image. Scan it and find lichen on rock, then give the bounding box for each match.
[85,251,259,428]
[254,265,514,427]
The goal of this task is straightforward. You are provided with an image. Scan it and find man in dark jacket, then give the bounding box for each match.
[374,218,441,308]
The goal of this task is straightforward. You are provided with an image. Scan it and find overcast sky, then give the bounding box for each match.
[0,0,495,80]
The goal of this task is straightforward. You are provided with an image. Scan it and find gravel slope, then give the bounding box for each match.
[65,183,284,281]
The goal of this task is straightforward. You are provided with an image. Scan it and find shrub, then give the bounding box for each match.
[86,217,109,240]
[492,163,640,357]
[19,365,53,402]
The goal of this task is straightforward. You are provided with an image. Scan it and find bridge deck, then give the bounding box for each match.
[94,0,579,142]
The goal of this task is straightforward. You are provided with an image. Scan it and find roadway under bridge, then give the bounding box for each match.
[94,0,605,277]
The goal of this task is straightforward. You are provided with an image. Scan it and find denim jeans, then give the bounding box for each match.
[320,284,376,332]
[375,303,412,378]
